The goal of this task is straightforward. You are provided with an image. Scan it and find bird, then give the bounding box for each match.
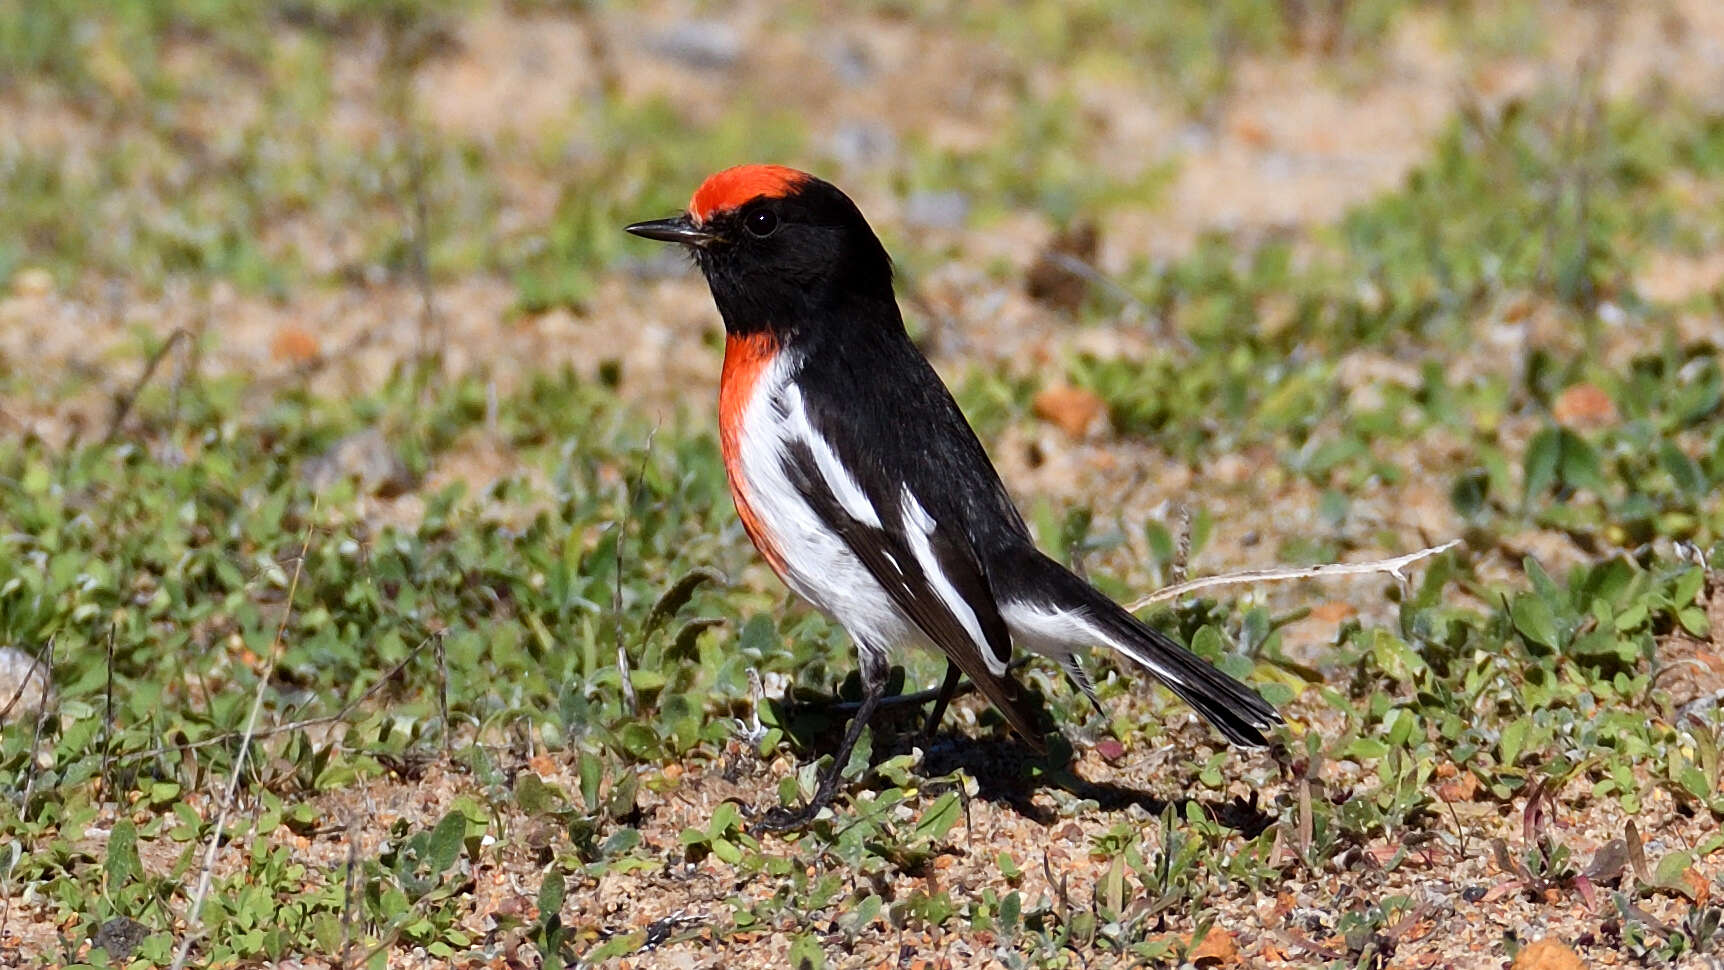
[627,165,1281,829]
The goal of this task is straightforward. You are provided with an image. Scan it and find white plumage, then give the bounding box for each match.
[732,352,913,660]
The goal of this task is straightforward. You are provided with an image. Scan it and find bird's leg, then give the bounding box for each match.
[920,661,964,743]
[755,651,887,833]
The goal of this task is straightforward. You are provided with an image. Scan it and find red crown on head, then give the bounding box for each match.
[690,165,808,224]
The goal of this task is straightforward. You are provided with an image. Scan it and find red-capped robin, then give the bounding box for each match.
[628,166,1280,829]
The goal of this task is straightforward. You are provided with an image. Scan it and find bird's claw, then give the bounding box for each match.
[750,800,828,835]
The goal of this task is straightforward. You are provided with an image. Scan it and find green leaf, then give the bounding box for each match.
[1188,625,1226,662]
[148,781,181,807]
[644,568,724,637]
[1511,594,1561,650]
[606,768,638,821]
[1102,853,1125,918]
[671,617,725,658]
[710,837,742,865]
[1384,708,1417,747]
[1369,629,1428,682]
[427,811,466,875]
[842,727,873,781]
[515,773,564,816]
[1659,441,1706,496]
[738,613,778,655]
[914,792,962,842]
[1000,891,1022,934]
[536,870,566,920]
[1674,567,1707,608]
[1523,428,1607,499]
[707,801,742,839]
[1678,606,1710,639]
[1346,738,1388,760]
[614,724,659,761]
[841,893,882,935]
[1451,469,1489,518]
[1613,600,1649,631]
[581,931,644,963]
[1500,717,1530,766]
[1525,556,1563,604]
[788,933,826,970]
[1653,850,1694,889]
[170,801,204,842]
[107,819,142,887]
[872,752,919,788]
[1523,427,1561,502]
[579,751,604,813]
[628,668,667,691]
[315,762,359,790]
[1557,429,1606,494]
[601,827,641,856]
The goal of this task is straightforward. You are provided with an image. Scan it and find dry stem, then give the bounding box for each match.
[1126,540,1459,612]
[170,525,315,970]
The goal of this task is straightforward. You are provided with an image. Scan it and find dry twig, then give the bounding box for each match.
[338,810,363,970]
[18,638,55,813]
[1170,504,1193,585]
[104,328,190,443]
[1126,540,1459,612]
[614,432,659,718]
[170,525,314,970]
[0,638,53,725]
[125,633,437,763]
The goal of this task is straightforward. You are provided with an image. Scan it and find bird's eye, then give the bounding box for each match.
[745,209,779,238]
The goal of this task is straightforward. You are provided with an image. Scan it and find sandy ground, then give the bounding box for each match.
[9,689,1718,968]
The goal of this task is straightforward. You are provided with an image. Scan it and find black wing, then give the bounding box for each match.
[779,436,1045,748]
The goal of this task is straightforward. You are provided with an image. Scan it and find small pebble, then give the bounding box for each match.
[11,267,54,298]
[648,21,742,71]
[92,917,149,961]
[0,646,52,724]
[826,120,898,170]
[903,190,970,231]
[826,38,875,86]
[302,428,418,498]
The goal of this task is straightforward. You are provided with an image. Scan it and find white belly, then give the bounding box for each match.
[733,358,921,657]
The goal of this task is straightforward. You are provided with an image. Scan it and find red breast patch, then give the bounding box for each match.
[690,165,808,224]
[718,332,788,575]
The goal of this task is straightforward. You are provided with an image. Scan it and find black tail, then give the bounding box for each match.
[1011,555,1282,746]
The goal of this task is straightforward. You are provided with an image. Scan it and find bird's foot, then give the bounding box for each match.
[916,722,948,752]
[750,800,827,834]
[751,779,843,834]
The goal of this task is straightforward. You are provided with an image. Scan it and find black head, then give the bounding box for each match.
[626,165,898,339]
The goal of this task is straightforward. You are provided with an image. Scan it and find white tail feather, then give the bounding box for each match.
[999,600,1186,688]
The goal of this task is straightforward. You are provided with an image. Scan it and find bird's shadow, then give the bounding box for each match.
[769,673,1275,837]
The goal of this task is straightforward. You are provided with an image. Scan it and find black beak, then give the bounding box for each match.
[624,215,716,247]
